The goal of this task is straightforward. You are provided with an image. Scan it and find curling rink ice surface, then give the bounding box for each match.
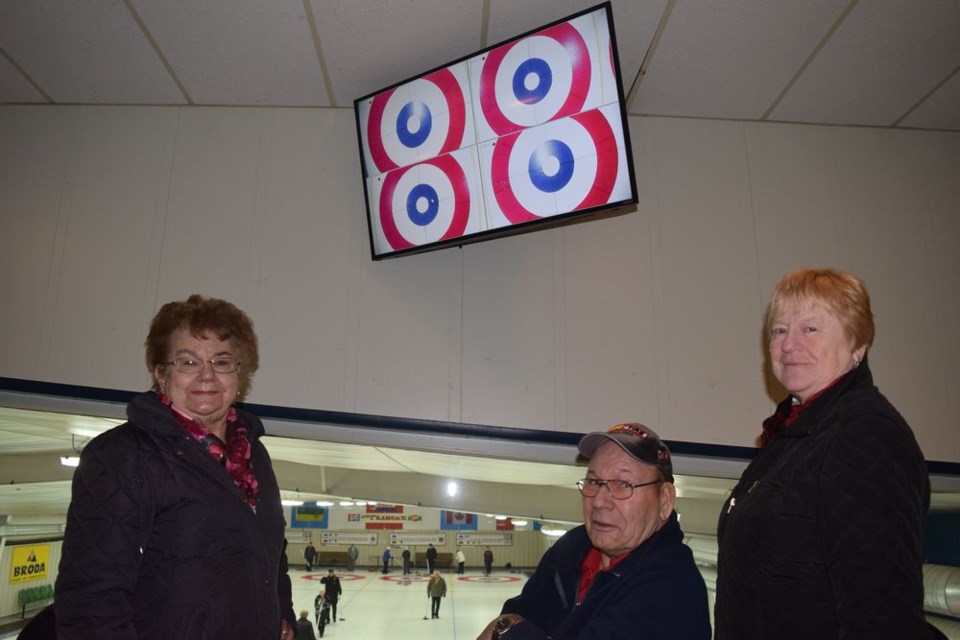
[291,566,527,639]
[0,567,524,640]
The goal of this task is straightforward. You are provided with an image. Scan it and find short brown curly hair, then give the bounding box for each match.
[145,294,259,399]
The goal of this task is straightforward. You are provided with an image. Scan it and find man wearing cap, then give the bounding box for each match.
[477,423,710,640]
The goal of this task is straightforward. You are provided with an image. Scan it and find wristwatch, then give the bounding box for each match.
[492,615,519,639]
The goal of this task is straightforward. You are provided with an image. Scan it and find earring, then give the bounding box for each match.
[853,358,861,367]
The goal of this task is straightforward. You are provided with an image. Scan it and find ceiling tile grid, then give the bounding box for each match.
[0,0,957,130]
[130,0,329,106]
[0,55,46,102]
[0,0,185,104]
[634,0,849,120]
[311,0,485,106]
[768,0,960,127]
[899,69,960,131]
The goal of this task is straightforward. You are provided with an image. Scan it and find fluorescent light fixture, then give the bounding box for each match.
[541,529,567,537]
[316,501,334,507]
[281,499,304,507]
[339,501,355,507]
[355,501,368,506]
[495,515,508,521]
[511,520,528,527]
[60,456,80,467]
[446,481,458,497]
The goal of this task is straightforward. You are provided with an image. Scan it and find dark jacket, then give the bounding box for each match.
[295,617,317,639]
[55,391,296,639]
[319,574,342,602]
[501,514,710,639]
[715,361,934,639]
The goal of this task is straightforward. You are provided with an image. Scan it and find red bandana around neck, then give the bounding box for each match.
[159,393,260,509]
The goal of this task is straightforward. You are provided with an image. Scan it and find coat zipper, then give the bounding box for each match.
[726,480,761,514]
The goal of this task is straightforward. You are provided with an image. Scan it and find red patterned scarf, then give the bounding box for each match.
[159,393,260,509]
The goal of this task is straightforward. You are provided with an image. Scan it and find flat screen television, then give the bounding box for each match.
[354,2,637,260]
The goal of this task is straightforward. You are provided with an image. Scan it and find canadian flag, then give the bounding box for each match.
[445,511,474,525]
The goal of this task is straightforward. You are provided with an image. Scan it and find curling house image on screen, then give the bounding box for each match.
[354,2,637,260]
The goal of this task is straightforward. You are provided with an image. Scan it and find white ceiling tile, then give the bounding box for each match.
[312,0,485,106]
[262,436,412,471]
[634,0,848,120]
[487,0,668,99]
[0,406,119,451]
[0,56,47,103]
[899,70,960,131]
[1,404,956,519]
[383,448,583,485]
[131,0,328,106]
[771,0,960,126]
[0,0,185,104]
[0,481,73,516]
[0,2,956,136]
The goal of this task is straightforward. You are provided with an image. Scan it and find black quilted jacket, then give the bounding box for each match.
[55,391,296,639]
[714,360,934,639]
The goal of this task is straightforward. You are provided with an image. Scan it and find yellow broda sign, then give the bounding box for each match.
[10,544,49,584]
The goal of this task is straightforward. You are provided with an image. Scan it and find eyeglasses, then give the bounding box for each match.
[165,356,240,374]
[576,477,662,500]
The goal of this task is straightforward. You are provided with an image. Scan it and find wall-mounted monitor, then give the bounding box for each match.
[354,2,637,260]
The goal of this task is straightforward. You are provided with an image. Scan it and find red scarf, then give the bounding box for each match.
[159,393,260,509]
[760,368,855,447]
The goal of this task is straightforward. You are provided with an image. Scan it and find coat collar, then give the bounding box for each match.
[774,357,874,440]
[127,390,266,441]
[567,510,685,575]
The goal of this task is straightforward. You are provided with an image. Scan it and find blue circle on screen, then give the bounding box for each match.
[513,58,552,105]
[396,102,433,148]
[406,184,440,226]
[528,140,573,193]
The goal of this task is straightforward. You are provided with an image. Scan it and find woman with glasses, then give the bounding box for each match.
[715,269,942,640]
[55,294,296,639]
[476,422,710,640]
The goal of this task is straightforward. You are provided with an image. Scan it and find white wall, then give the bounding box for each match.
[1,105,958,462]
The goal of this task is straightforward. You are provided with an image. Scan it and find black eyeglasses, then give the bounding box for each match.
[165,356,240,374]
[576,477,662,500]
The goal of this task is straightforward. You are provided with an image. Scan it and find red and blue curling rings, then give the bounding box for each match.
[479,22,591,136]
[378,154,471,251]
[366,68,466,174]
[489,109,618,224]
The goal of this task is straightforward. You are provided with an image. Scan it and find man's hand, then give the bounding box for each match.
[476,617,500,640]
[477,613,524,640]
[280,618,294,640]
